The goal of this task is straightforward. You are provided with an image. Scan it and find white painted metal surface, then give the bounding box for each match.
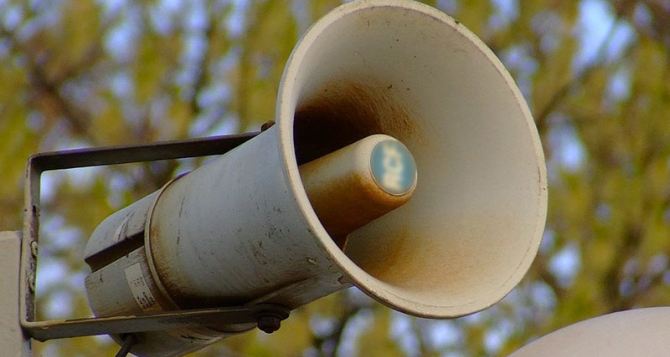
[143,0,546,317]
[277,0,547,317]
[510,307,670,356]
[83,191,159,263]
[86,247,227,356]
[0,231,31,357]
[83,0,547,354]
[146,123,346,309]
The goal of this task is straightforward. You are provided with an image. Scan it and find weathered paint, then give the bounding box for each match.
[86,247,226,356]
[20,131,258,354]
[140,0,546,319]
[81,0,547,354]
[299,134,416,247]
[146,127,341,309]
[84,191,158,271]
[293,80,416,165]
[277,0,546,317]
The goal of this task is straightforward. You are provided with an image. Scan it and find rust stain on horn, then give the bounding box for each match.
[293,80,417,165]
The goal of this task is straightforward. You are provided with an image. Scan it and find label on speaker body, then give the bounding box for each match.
[125,263,159,311]
[124,264,220,342]
[370,140,417,196]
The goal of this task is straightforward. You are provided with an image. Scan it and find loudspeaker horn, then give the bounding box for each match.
[83,1,547,355]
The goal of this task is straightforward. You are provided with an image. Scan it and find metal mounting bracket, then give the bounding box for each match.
[18,132,284,341]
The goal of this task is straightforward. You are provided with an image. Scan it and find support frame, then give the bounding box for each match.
[17,132,294,342]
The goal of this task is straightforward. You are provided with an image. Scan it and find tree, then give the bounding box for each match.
[0,0,668,355]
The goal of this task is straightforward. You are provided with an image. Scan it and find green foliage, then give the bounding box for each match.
[1,0,669,356]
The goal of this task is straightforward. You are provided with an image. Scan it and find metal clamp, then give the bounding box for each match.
[19,132,278,341]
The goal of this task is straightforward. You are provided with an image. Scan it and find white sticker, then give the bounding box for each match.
[124,263,158,311]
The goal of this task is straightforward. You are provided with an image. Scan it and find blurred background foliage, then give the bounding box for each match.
[1,0,669,356]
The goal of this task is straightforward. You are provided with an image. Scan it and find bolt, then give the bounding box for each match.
[27,275,35,293]
[261,121,275,131]
[30,241,38,257]
[257,315,281,334]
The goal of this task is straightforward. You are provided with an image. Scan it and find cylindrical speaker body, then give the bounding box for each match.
[146,127,347,310]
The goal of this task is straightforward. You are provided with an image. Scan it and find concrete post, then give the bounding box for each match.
[0,231,31,356]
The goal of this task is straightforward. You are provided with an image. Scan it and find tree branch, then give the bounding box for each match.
[311,301,365,357]
[188,13,216,124]
[534,13,630,132]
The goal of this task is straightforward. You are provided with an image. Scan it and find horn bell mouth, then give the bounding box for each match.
[277,0,547,318]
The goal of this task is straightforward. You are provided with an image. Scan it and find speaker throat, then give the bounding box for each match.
[293,80,417,166]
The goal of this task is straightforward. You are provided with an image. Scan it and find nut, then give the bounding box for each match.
[257,315,282,334]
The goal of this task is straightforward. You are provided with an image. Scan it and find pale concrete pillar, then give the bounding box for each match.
[0,231,31,357]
